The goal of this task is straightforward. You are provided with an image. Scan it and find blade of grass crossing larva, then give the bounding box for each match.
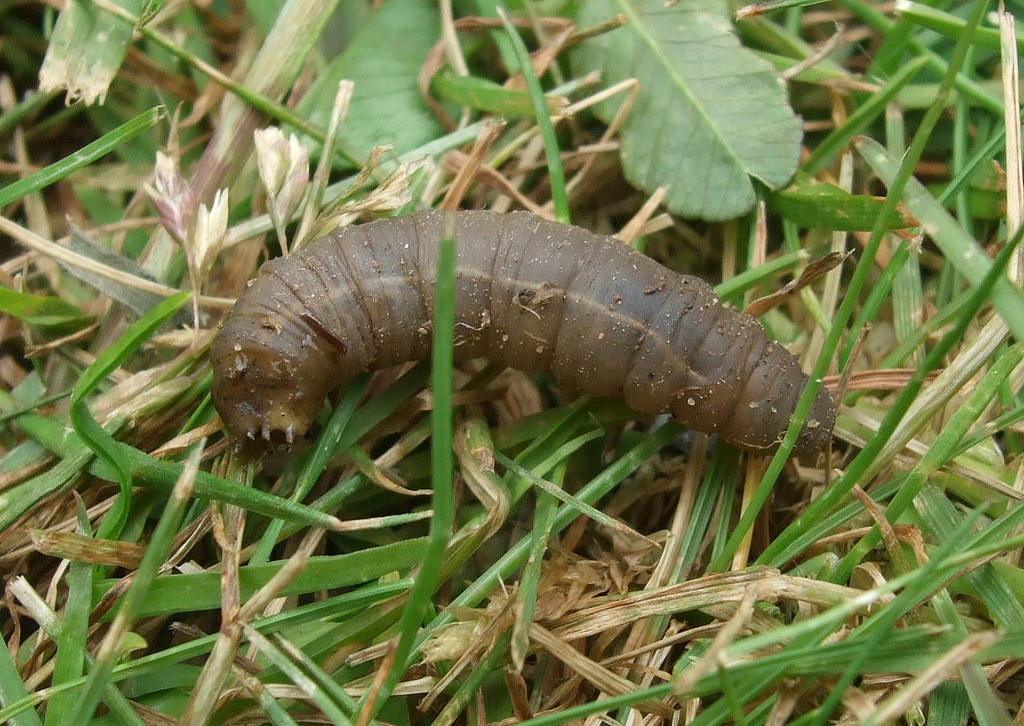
[70,291,190,541]
[68,445,201,724]
[0,107,163,207]
[497,6,569,223]
[361,212,457,717]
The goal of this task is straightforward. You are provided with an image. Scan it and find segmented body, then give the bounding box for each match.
[210,210,834,455]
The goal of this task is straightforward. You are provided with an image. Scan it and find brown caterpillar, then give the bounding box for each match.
[210,210,835,456]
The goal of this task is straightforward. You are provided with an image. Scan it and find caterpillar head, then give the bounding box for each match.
[210,313,336,457]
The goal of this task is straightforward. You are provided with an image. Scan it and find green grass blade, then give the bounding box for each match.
[497,6,569,222]
[69,291,190,540]
[67,445,200,723]
[42,508,92,726]
[0,107,163,208]
[92,540,427,618]
[0,633,42,726]
[762,208,1019,569]
[858,136,1024,343]
[800,56,926,176]
[834,343,1024,583]
[741,0,992,571]
[250,374,370,565]
[243,627,355,725]
[363,212,457,716]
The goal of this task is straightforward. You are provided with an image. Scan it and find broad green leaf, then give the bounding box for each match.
[572,0,801,220]
[296,0,443,165]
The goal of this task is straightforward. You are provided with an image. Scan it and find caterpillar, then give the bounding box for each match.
[210,210,835,456]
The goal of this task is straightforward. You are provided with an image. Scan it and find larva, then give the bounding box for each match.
[210,210,835,456]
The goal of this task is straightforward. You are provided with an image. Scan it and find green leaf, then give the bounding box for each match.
[769,174,917,230]
[572,0,801,220]
[296,0,443,165]
[0,287,92,331]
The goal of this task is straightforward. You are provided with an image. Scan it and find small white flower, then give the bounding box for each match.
[254,127,287,198]
[145,151,193,243]
[255,127,309,252]
[193,188,228,279]
[274,134,309,225]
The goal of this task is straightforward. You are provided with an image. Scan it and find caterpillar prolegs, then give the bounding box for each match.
[210,210,835,456]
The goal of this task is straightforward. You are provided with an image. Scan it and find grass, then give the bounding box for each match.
[1,1,1023,724]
